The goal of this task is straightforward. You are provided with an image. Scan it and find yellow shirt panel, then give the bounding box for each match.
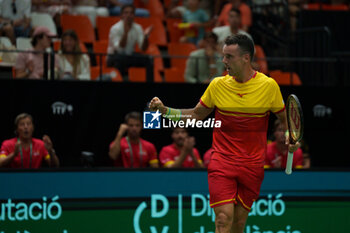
[201,72,284,114]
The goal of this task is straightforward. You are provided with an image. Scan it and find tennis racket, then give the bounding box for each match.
[285,94,304,175]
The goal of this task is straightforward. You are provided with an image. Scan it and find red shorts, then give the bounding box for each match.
[207,152,264,211]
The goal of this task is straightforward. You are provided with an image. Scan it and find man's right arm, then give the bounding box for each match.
[108,124,128,161]
[149,97,213,121]
[0,142,20,168]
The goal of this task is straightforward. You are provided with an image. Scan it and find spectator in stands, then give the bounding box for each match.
[159,128,204,168]
[203,147,213,167]
[108,0,150,17]
[265,119,304,169]
[15,26,60,79]
[185,32,224,83]
[72,0,109,27]
[107,4,153,82]
[0,113,60,168]
[179,0,211,45]
[0,0,32,45]
[300,139,311,168]
[109,111,159,168]
[213,8,252,48]
[58,29,90,80]
[32,0,72,29]
[167,0,212,18]
[216,0,252,32]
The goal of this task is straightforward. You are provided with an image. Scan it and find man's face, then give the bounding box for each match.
[172,128,188,147]
[228,11,240,29]
[126,118,142,138]
[205,37,217,49]
[121,6,135,23]
[38,34,52,49]
[274,124,286,144]
[17,117,34,140]
[222,44,246,77]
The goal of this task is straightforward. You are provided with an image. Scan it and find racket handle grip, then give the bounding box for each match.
[285,151,294,175]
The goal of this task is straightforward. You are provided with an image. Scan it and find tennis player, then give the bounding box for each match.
[149,34,300,233]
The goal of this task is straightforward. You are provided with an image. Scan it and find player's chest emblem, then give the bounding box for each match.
[33,151,40,156]
[236,93,248,98]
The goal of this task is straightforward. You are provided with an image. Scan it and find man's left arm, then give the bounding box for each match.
[43,135,60,167]
[141,25,153,51]
[149,143,159,168]
[190,148,204,168]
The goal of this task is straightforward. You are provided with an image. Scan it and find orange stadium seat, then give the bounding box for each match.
[269,70,302,86]
[135,43,164,71]
[134,17,167,47]
[134,43,164,81]
[61,15,95,44]
[167,42,196,77]
[321,4,349,11]
[96,16,121,41]
[134,0,165,18]
[90,66,122,82]
[93,40,109,67]
[128,67,146,82]
[154,70,163,82]
[164,67,184,83]
[166,18,183,43]
[254,45,268,74]
[302,3,321,10]
[163,0,183,9]
[302,3,349,10]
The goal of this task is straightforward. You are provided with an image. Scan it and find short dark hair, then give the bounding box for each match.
[204,31,218,43]
[224,34,255,61]
[125,111,142,123]
[229,8,241,15]
[31,34,44,47]
[121,4,135,14]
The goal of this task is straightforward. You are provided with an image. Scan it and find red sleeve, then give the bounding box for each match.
[193,148,201,161]
[293,148,304,168]
[147,142,158,161]
[0,140,12,157]
[40,141,49,160]
[159,146,175,167]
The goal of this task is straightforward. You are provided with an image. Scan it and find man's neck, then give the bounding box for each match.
[235,68,255,83]
[230,27,239,34]
[19,137,32,146]
[127,135,140,144]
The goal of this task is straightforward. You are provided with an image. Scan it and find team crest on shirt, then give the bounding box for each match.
[236,93,248,98]
[33,151,40,156]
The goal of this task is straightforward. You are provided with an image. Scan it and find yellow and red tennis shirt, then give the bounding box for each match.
[200,72,285,167]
